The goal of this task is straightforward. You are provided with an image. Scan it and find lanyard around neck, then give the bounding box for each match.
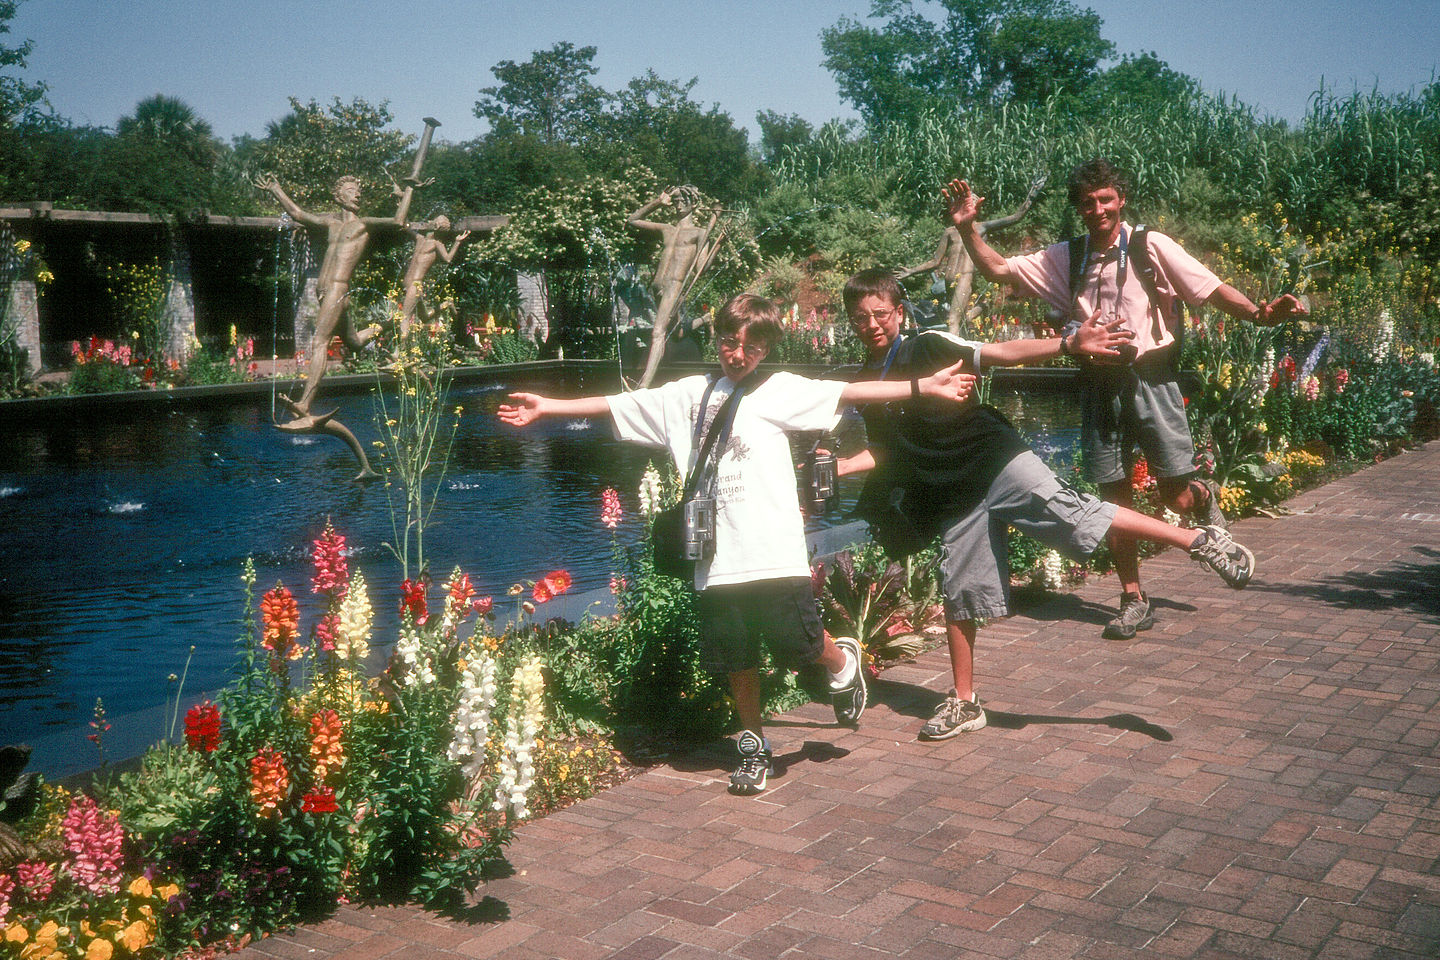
[1082,225,1129,314]
[876,334,903,381]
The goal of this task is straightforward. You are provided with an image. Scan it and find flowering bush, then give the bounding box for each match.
[1,793,178,959]
[1,528,556,956]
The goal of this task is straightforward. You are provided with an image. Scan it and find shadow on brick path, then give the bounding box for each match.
[238,441,1440,960]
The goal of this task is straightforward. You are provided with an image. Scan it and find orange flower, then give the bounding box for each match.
[261,583,304,661]
[308,709,344,782]
[249,747,289,818]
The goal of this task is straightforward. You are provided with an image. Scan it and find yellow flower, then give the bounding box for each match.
[128,875,153,897]
[118,919,153,952]
[5,924,28,944]
[86,938,114,960]
[155,883,180,901]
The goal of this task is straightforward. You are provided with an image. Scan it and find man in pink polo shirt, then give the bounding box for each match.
[945,158,1306,639]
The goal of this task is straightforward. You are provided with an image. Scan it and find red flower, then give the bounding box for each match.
[400,578,428,625]
[302,786,338,814]
[448,572,476,619]
[185,701,222,753]
[314,612,339,652]
[532,570,572,603]
[473,595,494,617]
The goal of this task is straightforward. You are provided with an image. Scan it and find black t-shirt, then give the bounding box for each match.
[856,331,1032,531]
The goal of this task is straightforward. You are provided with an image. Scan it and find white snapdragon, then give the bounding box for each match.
[394,626,435,687]
[638,463,662,518]
[1035,550,1065,590]
[447,648,499,781]
[335,570,373,662]
[494,656,545,820]
[1373,310,1394,360]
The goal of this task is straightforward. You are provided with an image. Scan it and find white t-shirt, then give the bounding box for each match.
[607,371,845,590]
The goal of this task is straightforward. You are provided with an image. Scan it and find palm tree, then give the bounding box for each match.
[117,94,218,165]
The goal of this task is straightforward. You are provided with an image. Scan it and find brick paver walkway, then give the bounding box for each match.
[238,442,1440,960]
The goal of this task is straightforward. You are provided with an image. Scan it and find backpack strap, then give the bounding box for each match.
[1066,235,1087,320]
[1130,225,1185,364]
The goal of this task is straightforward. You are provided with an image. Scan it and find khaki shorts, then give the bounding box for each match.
[1079,361,1197,485]
[939,451,1117,622]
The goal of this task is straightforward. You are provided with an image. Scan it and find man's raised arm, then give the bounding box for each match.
[944,178,1016,284]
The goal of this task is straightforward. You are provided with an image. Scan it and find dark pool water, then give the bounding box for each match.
[0,377,1075,774]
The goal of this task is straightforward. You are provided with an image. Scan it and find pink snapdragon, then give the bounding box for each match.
[16,860,56,900]
[600,488,623,529]
[61,793,125,895]
[311,522,349,598]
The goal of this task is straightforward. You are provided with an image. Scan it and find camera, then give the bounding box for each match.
[804,450,838,515]
[682,496,716,560]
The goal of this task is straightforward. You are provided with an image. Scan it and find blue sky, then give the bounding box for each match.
[11,0,1439,143]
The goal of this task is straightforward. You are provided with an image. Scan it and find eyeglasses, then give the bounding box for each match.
[718,336,766,359]
[848,307,898,325]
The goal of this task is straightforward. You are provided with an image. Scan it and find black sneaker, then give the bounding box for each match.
[1190,524,1255,589]
[828,636,867,726]
[1102,591,1154,640]
[1191,477,1228,530]
[729,730,772,795]
[918,691,986,740]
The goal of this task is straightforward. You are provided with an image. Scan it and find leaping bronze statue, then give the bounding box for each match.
[255,117,442,481]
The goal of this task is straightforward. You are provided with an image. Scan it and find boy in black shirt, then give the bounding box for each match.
[837,270,1257,739]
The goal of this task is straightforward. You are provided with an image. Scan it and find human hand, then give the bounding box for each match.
[942,178,984,229]
[920,359,977,403]
[1070,311,1135,361]
[1255,293,1309,326]
[456,230,472,242]
[496,393,546,427]
[253,173,279,192]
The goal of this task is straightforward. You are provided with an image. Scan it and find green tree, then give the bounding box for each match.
[602,71,759,200]
[473,41,610,145]
[244,97,414,210]
[756,110,815,166]
[1089,51,1200,110]
[0,0,44,126]
[85,95,225,215]
[820,0,1115,124]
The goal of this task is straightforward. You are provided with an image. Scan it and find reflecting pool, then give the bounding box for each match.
[0,373,1076,772]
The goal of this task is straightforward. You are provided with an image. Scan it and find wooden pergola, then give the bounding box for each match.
[0,203,508,374]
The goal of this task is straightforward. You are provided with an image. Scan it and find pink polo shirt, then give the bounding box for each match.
[1004,223,1222,359]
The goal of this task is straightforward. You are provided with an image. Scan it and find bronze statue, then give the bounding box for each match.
[254,118,441,480]
[399,215,470,334]
[897,175,1046,335]
[627,185,721,386]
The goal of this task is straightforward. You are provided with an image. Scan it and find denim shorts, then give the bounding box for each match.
[939,451,1117,622]
[1080,361,1197,484]
[696,577,824,675]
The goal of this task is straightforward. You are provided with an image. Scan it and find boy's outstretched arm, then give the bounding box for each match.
[979,312,1134,367]
[838,359,976,405]
[497,392,612,427]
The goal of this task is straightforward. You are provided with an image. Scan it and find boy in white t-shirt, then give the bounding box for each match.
[498,293,974,795]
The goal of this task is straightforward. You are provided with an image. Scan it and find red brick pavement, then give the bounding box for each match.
[238,442,1440,960]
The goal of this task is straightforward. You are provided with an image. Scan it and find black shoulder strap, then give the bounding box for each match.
[1066,235,1087,303]
[1130,225,1162,308]
[681,372,771,501]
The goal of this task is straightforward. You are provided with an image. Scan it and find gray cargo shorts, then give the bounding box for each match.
[939,450,1117,622]
[1079,360,1197,485]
